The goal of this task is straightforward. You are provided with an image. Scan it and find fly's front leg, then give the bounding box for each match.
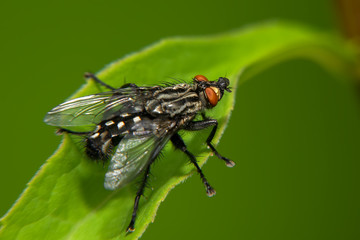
[184,119,235,167]
[84,72,116,91]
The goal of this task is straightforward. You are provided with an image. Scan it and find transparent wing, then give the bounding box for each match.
[44,88,142,127]
[104,119,176,190]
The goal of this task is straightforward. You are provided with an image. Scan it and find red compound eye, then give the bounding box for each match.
[194,75,208,81]
[194,75,219,107]
[205,87,218,106]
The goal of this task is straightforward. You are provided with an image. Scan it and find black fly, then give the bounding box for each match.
[44,73,234,232]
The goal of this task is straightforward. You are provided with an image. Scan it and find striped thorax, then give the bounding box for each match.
[145,83,203,117]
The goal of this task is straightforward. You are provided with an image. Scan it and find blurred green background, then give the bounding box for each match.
[1,0,359,239]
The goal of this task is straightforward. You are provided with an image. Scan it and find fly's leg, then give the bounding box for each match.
[127,141,164,233]
[184,120,235,167]
[84,72,116,91]
[85,72,138,91]
[204,121,235,167]
[170,133,216,197]
[120,83,138,89]
[56,128,91,135]
[127,165,151,233]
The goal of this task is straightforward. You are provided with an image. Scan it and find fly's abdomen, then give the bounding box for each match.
[85,120,122,160]
[85,115,153,160]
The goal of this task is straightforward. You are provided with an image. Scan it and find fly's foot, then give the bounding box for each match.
[126,221,135,233]
[224,158,235,168]
[204,180,216,197]
[84,72,93,79]
[56,128,66,135]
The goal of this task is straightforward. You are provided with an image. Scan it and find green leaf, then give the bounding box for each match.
[0,21,357,240]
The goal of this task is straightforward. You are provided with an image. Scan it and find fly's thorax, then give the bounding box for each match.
[145,84,204,117]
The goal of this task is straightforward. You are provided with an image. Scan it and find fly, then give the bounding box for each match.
[44,73,234,232]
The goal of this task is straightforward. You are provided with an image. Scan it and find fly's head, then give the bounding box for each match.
[194,75,231,108]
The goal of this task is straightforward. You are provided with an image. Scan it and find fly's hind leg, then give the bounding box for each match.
[127,164,151,233]
[170,133,216,197]
[56,128,91,136]
[84,72,116,91]
[120,83,138,89]
[127,141,162,233]
[85,72,139,91]
[184,119,235,167]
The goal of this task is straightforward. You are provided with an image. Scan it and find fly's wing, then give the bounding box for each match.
[44,88,144,127]
[104,119,176,190]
